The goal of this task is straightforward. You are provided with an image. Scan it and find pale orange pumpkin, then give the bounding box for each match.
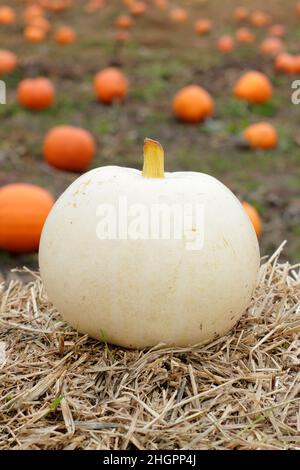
[0,183,54,253]
[234,71,273,104]
[17,77,55,111]
[94,67,128,104]
[43,126,96,172]
[172,85,214,124]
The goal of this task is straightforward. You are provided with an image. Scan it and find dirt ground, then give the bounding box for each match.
[0,0,300,274]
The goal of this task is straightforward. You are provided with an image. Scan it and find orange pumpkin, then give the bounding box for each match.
[242,202,262,238]
[85,0,105,13]
[115,14,134,29]
[233,6,249,22]
[24,26,46,42]
[274,53,296,74]
[169,8,188,23]
[0,6,16,25]
[250,10,271,28]
[29,16,51,33]
[292,55,300,74]
[23,5,44,23]
[243,122,277,149]
[234,71,273,104]
[172,85,214,124]
[43,0,73,12]
[43,126,96,172]
[295,2,300,17]
[268,24,285,38]
[154,0,168,10]
[94,67,128,104]
[54,26,76,44]
[195,19,212,35]
[17,77,55,111]
[259,37,284,56]
[0,183,54,253]
[0,49,17,75]
[130,1,147,16]
[217,35,234,53]
[114,30,130,43]
[235,27,255,43]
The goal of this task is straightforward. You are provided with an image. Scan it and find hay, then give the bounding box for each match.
[0,243,299,450]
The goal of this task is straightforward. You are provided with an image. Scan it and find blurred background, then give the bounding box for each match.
[0,0,299,278]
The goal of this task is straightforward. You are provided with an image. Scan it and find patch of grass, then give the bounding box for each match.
[48,395,64,413]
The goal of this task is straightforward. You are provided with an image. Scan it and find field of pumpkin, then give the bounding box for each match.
[0,0,299,451]
[0,0,299,270]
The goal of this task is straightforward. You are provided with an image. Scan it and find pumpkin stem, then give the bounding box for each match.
[142,138,165,178]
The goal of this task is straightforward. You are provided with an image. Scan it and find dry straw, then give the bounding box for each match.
[0,242,299,450]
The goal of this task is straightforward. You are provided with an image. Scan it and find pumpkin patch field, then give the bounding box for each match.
[0,0,299,451]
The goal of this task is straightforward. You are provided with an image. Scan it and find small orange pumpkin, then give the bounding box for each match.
[235,27,255,43]
[217,35,234,53]
[195,19,212,35]
[259,37,284,56]
[250,10,271,28]
[154,0,168,10]
[268,24,285,38]
[233,6,249,22]
[115,14,134,29]
[0,49,17,75]
[29,16,51,33]
[43,126,96,172]
[130,1,147,16]
[172,85,214,124]
[17,77,55,111]
[23,5,44,23]
[234,71,273,104]
[54,26,76,44]
[0,183,54,253]
[114,30,130,43]
[169,8,188,23]
[292,55,300,74]
[0,6,16,24]
[242,202,262,238]
[24,26,46,42]
[274,53,296,74]
[243,122,277,149]
[94,67,128,104]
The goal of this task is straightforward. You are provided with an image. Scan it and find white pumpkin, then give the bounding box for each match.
[39,139,260,348]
